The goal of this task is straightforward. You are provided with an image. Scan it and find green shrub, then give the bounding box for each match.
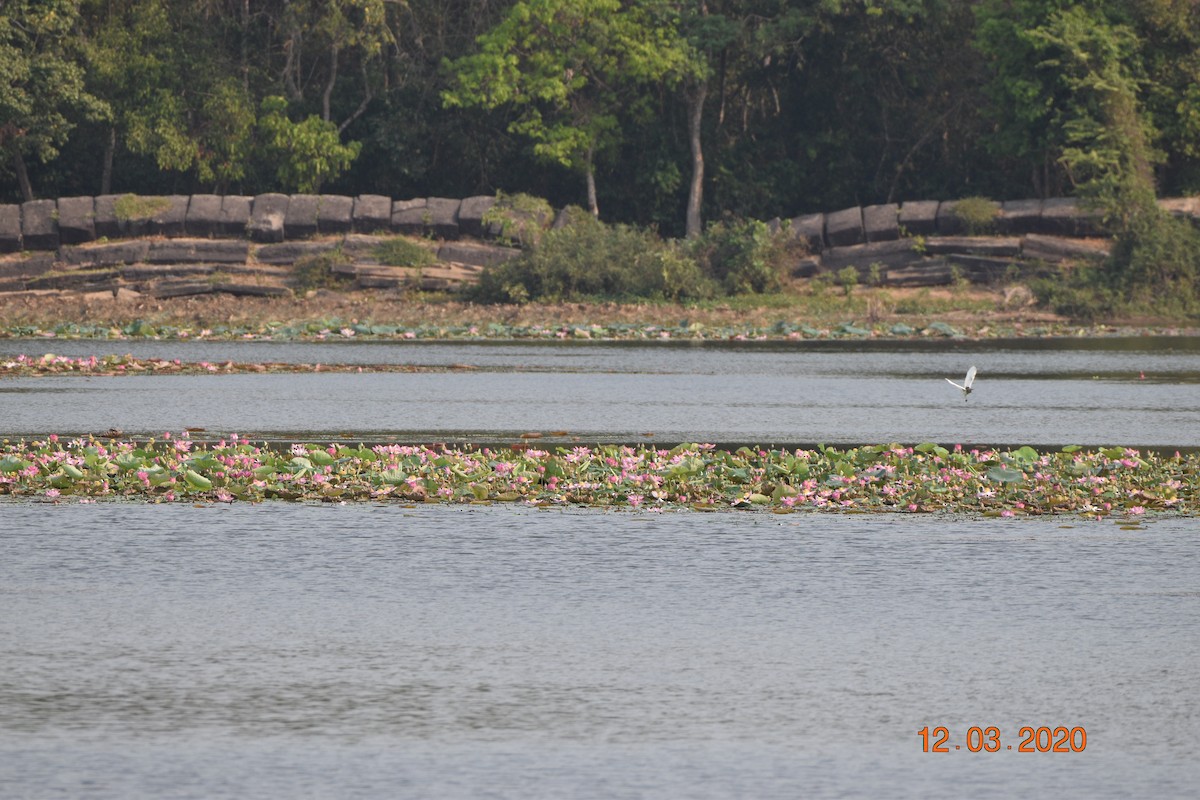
[953,196,1000,235]
[1104,205,1200,314]
[372,237,438,268]
[689,218,790,294]
[836,266,859,297]
[292,251,354,292]
[1029,270,1116,321]
[481,192,554,247]
[472,211,714,303]
[113,194,172,221]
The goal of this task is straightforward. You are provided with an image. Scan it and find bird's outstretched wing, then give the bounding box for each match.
[964,366,977,389]
[946,378,965,390]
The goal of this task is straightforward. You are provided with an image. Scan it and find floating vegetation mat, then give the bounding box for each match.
[1,436,1195,517]
[1,353,473,376]
[0,318,1165,342]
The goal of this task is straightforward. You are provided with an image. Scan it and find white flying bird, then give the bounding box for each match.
[946,365,977,401]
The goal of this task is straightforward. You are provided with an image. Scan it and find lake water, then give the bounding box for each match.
[2,338,1199,447]
[2,503,1198,799]
[3,337,1199,797]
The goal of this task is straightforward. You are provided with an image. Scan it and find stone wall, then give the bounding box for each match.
[2,192,1198,295]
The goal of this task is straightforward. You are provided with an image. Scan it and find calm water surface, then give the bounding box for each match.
[2,338,1199,447]
[2,503,1198,798]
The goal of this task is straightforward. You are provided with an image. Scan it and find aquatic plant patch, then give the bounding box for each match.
[0,353,477,377]
[0,317,1170,343]
[1,436,1194,518]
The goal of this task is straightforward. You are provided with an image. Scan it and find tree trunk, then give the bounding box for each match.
[685,77,707,239]
[585,144,599,217]
[323,45,339,122]
[11,146,34,201]
[101,126,115,195]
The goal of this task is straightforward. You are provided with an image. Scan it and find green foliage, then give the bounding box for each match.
[1105,205,1200,314]
[257,97,362,193]
[481,193,554,247]
[689,218,790,295]
[953,197,1000,234]
[443,0,698,213]
[112,194,171,221]
[372,238,438,268]
[836,266,859,297]
[291,251,354,293]
[0,0,107,197]
[472,211,714,303]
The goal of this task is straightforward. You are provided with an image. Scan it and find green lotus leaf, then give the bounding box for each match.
[0,456,31,473]
[183,470,212,490]
[114,453,145,471]
[308,450,335,466]
[987,467,1025,483]
[380,470,408,485]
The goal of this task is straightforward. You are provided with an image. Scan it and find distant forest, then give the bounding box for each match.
[4,0,1199,236]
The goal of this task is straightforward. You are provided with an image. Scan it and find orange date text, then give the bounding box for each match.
[917,726,1087,753]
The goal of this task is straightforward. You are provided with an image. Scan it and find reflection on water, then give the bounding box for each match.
[1,503,1197,798]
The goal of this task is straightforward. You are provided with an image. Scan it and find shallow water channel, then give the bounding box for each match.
[2,337,1199,447]
[2,503,1198,799]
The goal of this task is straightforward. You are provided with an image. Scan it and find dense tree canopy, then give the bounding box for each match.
[3,0,1199,234]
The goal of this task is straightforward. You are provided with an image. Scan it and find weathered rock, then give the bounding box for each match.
[786,213,825,250]
[21,200,59,250]
[61,241,149,268]
[28,269,119,291]
[0,253,55,279]
[551,207,574,229]
[219,263,293,280]
[219,196,253,236]
[340,234,387,259]
[0,205,23,252]
[923,236,1021,257]
[898,200,939,236]
[186,194,224,237]
[285,194,320,239]
[1021,234,1109,262]
[120,263,216,281]
[425,197,462,239]
[254,240,340,265]
[436,241,520,268]
[825,206,864,247]
[352,195,393,232]
[863,203,900,242]
[457,196,497,238]
[56,197,96,244]
[935,200,967,235]
[944,254,1018,283]
[318,194,354,233]
[212,282,290,297]
[791,255,821,278]
[249,194,289,243]
[997,199,1043,235]
[93,195,124,238]
[148,195,189,236]
[149,280,216,298]
[148,239,250,264]
[885,260,952,287]
[1040,198,1105,236]
[819,239,925,273]
[392,199,428,235]
[1159,196,1200,221]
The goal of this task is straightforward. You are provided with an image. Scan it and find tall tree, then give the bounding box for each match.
[443,0,695,218]
[1,0,106,200]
